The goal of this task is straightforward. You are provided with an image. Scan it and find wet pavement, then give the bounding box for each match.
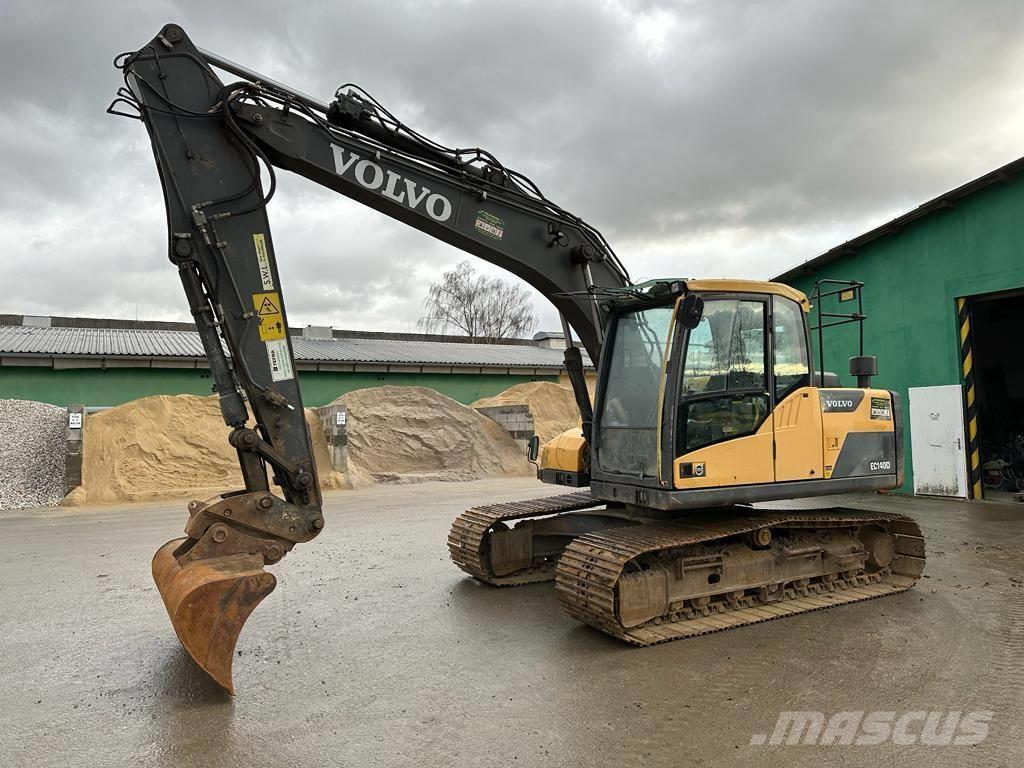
[0,478,1022,767]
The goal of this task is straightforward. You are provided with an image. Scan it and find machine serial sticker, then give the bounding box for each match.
[253,233,275,290]
[870,396,892,420]
[474,211,505,240]
[265,338,294,382]
[252,291,286,341]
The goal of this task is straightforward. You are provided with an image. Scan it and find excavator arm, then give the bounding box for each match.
[114,23,632,691]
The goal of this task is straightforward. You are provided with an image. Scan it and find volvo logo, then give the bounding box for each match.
[825,399,855,409]
[819,391,864,412]
[331,145,454,222]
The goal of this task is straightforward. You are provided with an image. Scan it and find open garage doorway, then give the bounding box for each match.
[971,288,1024,502]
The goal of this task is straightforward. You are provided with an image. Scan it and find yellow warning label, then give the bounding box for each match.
[252,292,286,341]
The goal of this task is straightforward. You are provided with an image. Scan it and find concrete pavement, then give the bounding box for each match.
[0,479,1021,767]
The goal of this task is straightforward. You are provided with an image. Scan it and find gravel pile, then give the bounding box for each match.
[0,399,68,510]
[329,386,532,486]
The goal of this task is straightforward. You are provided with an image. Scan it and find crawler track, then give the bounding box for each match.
[555,508,925,645]
[447,491,602,585]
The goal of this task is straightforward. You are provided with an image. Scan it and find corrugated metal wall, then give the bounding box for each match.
[784,175,1024,492]
[0,367,558,408]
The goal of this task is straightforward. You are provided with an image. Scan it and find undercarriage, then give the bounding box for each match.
[449,492,925,643]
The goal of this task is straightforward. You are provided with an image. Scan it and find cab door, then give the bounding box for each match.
[770,295,825,482]
[672,296,776,489]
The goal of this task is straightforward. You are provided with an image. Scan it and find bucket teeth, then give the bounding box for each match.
[152,538,276,694]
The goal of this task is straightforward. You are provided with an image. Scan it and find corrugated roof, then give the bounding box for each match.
[773,154,1024,283]
[0,326,204,358]
[0,314,552,346]
[0,325,588,369]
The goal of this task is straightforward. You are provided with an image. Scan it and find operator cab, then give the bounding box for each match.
[588,280,898,510]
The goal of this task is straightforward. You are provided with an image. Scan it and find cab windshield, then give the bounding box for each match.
[596,304,674,478]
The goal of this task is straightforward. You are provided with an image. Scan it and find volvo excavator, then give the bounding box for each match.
[113,24,925,693]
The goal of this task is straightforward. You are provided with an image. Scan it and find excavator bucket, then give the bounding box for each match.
[152,538,276,694]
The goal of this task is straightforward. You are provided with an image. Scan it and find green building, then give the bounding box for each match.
[0,317,582,408]
[776,156,1024,501]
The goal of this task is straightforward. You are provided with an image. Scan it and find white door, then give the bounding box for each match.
[908,385,968,498]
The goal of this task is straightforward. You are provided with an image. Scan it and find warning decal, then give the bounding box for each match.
[265,338,294,382]
[253,233,274,290]
[252,291,286,341]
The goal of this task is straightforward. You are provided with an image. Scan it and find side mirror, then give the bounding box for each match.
[526,434,540,463]
[679,294,704,330]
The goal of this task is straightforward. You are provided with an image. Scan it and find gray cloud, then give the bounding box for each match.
[2,0,1023,332]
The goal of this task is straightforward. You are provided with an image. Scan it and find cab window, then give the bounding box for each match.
[772,297,810,400]
[678,299,768,453]
[681,299,766,394]
[597,304,675,478]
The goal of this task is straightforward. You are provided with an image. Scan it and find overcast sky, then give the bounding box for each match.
[3,1,1024,334]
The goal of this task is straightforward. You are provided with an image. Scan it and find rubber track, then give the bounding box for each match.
[447,491,602,586]
[555,508,925,645]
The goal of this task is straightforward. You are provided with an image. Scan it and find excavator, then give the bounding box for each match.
[112,24,925,693]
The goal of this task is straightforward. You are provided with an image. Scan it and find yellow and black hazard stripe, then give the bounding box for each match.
[957,297,983,499]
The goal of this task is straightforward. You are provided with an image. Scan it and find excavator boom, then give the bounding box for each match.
[116,23,631,691]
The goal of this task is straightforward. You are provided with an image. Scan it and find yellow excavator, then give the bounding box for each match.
[113,25,924,692]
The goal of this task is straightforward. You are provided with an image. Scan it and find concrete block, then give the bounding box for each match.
[473,405,535,440]
[65,404,84,492]
[314,404,348,473]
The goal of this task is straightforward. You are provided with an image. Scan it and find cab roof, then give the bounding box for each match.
[685,279,811,312]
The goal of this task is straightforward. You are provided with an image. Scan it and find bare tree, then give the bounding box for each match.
[419,261,537,339]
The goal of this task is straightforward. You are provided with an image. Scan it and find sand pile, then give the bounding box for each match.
[472,382,581,443]
[331,386,532,485]
[72,394,345,505]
